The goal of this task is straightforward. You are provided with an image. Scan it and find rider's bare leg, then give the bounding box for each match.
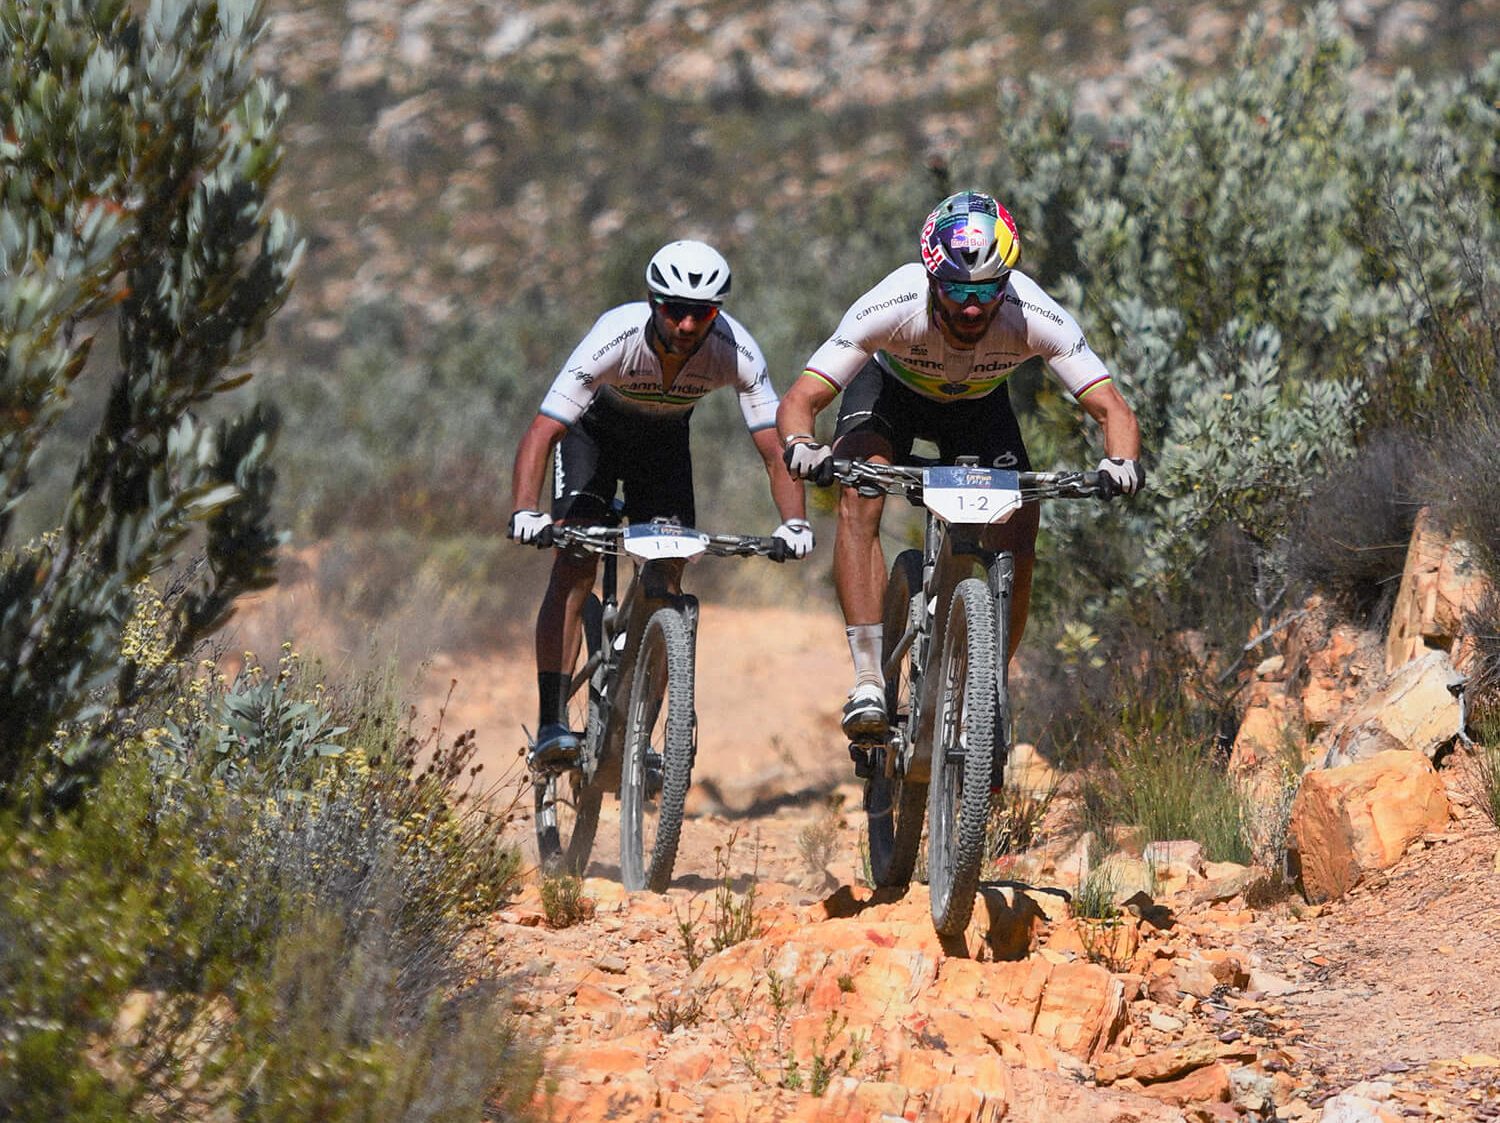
[536,548,598,705]
[832,431,894,626]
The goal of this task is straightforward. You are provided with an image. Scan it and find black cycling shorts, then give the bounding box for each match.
[552,394,695,526]
[832,358,1039,556]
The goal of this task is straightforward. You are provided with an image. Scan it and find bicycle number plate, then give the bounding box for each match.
[922,466,1023,524]
[622,523,709,560]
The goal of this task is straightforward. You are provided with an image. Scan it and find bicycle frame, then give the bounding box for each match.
[561,532,700,791]
[885,486,1015,786]
[528,519,790,884]
[836,458,1111,784]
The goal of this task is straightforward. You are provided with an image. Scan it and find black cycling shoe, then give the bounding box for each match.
[528,723,581,771]
[841,683,888,740]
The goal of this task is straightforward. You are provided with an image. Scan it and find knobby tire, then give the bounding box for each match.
[928,578,998,936]
[619,606,696,893]
[866,549,928,888]
[534,595,606,875]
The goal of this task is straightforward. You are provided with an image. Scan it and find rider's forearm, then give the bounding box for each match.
[511,414,567,511]
[752,427,807,520]
[775,373,837,448]
[1081,383,1141,460]
[1102,407,1141,461]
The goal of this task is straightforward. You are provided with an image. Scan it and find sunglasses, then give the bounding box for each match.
[653,299,720,322]
[936,274,1009,304]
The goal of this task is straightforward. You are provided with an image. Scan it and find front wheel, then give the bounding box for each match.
[619,606,696,892]
[866,548,928,888]
[927,577,999,936]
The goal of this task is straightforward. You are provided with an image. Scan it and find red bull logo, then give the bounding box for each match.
[948,223,992,250]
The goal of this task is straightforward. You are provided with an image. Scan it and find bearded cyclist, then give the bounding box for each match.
[776,191,1142,740]
[510,239,812,768]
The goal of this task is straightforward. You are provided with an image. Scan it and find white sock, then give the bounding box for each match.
[846,624,884,690]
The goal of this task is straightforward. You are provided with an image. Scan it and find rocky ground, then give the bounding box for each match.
[470,757,1499,1122]
[392,592,1500,1123]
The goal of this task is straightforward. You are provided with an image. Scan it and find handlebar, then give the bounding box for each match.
[535,523,621,553]
[824,458,1121,502]
[533,523,791,562]
[703,532,791,562]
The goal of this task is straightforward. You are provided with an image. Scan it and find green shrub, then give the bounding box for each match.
[1284,428,1425,620]
[0,603,534,1121]
[1422,390,1500,584]
[0,0,299,803]
[1083,652,1254,864]
[0,757,218,1120]
[538,873,595,929]
[1465,728,1500,831]
[1103,734,1252,865]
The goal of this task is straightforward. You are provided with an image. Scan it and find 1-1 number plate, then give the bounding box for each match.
[623,523,709,559]
[922,466,1022,525]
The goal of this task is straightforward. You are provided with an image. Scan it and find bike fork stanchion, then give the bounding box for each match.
[986,552,1015,791]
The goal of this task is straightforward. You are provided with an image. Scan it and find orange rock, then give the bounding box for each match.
[849,1078,910,1119]
[572,981,625,1023]
[1386,507,1490,672]
[655,1041,720,1086]
[895,1046,948,1092]
[1135,1061,1232,1105]
[922,1082,997,1123]
[702,1088,756,1123]
[1032,961,1129,1060]
[1291,749,1451,902]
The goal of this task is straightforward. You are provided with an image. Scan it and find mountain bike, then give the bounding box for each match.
[823,457,1118,935]
[527,520,791,892]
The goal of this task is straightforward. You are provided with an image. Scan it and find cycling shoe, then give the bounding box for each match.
[841,682,887,739]
[528,723,581,770]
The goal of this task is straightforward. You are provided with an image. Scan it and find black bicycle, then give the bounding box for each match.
[527,520,791,892]
[823,457,1117,935]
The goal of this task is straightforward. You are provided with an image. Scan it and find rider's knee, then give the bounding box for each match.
[837,490,884,536]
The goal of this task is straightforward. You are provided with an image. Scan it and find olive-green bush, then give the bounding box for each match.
[0,0,297,803]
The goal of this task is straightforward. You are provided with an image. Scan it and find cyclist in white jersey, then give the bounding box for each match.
[776,191,1142,739]
[510,240,812,766]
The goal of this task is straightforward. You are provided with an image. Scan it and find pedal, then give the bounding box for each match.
[849,741,886,781]
[849,743,874,780]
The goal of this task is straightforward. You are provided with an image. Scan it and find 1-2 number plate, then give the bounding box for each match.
[922,466,1022,525]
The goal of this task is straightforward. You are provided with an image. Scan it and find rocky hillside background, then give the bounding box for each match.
[258,0,1498,340]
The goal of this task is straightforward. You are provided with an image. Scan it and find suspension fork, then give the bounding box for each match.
[986,550,1015,676]
[986,551,1015,787]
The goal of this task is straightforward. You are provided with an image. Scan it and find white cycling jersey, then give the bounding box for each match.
[803,262,1112,403]
[539,303,778,431]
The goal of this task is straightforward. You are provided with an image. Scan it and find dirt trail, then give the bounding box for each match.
[421,601,860,884]
[424,601,1500,1117]
[239,586,1500,1119]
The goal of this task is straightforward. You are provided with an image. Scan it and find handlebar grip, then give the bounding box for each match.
[767,537,790,563]
[1085,470,1121,499]
[813,457,838,488]
[536,524,556,548]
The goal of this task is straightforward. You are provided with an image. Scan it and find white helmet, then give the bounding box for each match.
[645,240,732,305]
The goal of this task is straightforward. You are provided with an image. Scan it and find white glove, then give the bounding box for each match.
[773,518,815,559]
[508,509,553,544]
[1097,457,1143,496]
[783,440,833,482]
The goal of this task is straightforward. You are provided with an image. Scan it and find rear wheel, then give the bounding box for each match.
[865,549,928,888]
[534,595,605,875]
[619,606,696,892]
[927,578,998,936]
